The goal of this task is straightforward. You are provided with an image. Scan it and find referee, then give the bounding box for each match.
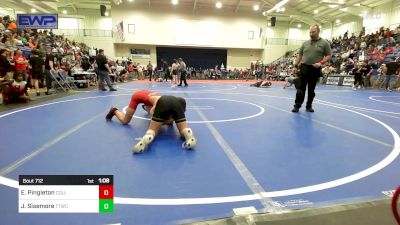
[292,24,332,113]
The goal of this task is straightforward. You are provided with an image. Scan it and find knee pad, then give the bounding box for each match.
[182,128,194,139]
[142,130,155,144]
[182,128,196,149]
[133,130,155,153]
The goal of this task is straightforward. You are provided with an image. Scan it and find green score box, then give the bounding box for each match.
[99,199,114,213]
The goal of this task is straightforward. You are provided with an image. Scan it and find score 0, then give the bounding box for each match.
[99,184,114,213]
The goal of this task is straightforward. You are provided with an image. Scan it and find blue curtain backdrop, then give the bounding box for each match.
[156,47,227,70]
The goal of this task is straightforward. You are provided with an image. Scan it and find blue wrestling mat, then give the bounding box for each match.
[0,81,399,225]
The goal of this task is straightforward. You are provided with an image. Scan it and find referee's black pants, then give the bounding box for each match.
[294,64,321,109]
[179,71,188,86]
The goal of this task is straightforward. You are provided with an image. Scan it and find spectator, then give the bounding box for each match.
[7,19,17,32]
[350,63,363,90]
[361,62,373,88]
[71,62,84,74]
[4,32,17,57]
[147,61,153,81]
[0,18,5,32]
[137,63,143,80]
[14,50,28,79]
[95,49,116,91]
[1,71,30,104]
[0,48,14,80]
[44,48,60,95]
[385,57,400,91]
[28,49,45,96]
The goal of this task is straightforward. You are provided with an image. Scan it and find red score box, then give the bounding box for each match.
[99,185,114,199]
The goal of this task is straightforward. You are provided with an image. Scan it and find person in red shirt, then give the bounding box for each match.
[13,50,28,79]
[378,53,386,63]
[371,47,379,55]
[105,89,162,124]
[1,71,30,104]
[384,47,394,54]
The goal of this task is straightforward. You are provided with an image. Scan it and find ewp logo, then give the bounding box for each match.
[17,14,58,29]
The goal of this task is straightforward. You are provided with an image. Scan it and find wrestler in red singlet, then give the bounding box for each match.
[128,89,159,110]
[105,89,160,124]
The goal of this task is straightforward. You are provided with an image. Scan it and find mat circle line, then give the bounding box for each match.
[369,96,400,105]
[124,97,265,123]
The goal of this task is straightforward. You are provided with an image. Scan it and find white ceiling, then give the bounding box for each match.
[0,0,396,25]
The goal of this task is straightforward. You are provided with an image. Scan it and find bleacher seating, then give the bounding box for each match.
[268,25,400,90]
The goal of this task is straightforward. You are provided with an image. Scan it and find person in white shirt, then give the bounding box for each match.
[0,18,5,32]
[1,71,30,104]
[170,59,179,87]
[137,63,143,80]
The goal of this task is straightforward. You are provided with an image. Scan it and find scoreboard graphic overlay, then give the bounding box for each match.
[18,175,113,213]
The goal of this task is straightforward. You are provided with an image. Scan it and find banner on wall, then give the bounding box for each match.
[131,49,150,58]
[116,21,125,42]
[17,14,58,29]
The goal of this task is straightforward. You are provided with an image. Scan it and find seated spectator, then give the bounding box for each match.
[384,46,394,54]
[371,46,379,55]
[1,71,30,105]
[116,64,128,82]
[7,19,17,32]
[395,44,400,53]
[20,32,27,44]
[360,38,367,49]
[0,18,5,32]
[385,28,393,37]
[3,32,17,57]
[322,65,336,76]
[378,51,386,63]
[71,62,84,74]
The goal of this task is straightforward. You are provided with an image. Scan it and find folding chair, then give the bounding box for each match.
[49,70,76,92]
[58,70,78,90]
